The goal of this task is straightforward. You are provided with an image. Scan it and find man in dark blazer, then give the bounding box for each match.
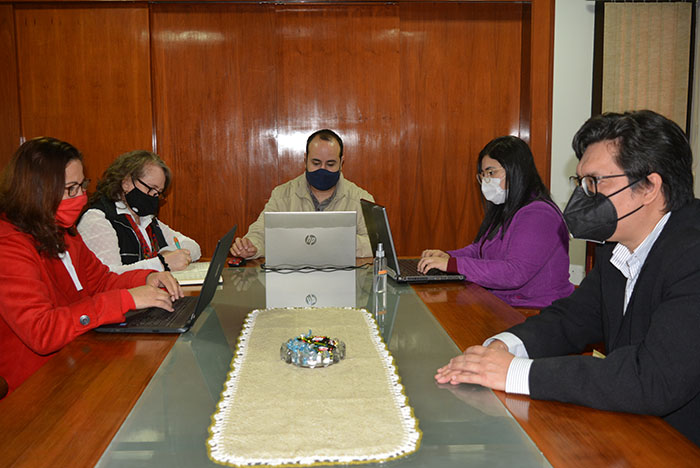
[435,110,700,446]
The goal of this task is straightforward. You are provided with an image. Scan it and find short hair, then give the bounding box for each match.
[572,110,693,212]
[306,129,343,160]
[92,150,171,204]
[475,135,554,241]
[0,137,83,257]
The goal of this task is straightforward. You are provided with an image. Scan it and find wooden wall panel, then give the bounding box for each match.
[151,4,279,256]
[398,3,524,254]
[276,4,401,204]
[528,0,554,184]
[152,2,530,256]
[0,4,20,168]
[4,0,555,258]
[14,5,152,184]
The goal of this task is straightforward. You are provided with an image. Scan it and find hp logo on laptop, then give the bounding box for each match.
[305,294,317,306]
[305,234,317,245]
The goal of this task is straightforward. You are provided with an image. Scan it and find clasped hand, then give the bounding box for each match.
[434,341,514,391]
[230,237,257,259]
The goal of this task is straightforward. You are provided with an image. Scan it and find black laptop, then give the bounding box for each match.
[96,225,237,333]
[360,200,465,283]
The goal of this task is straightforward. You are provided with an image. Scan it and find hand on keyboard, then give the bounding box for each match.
[128,285,175,312]
[145,271,184,302]
[417,253,449,274]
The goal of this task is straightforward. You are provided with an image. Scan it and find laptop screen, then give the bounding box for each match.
[360,199,401,275]
[264,211,356,268]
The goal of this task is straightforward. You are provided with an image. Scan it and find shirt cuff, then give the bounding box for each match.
[145,256,165,272]
[484,332,530,358]
[120,289,136,311]
[446,257,459,274]
[505,357,533,395]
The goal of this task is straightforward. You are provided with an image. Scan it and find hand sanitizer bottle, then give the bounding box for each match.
[373,243,387,294]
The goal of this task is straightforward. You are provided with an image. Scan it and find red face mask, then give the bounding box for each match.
[55,193,87,228]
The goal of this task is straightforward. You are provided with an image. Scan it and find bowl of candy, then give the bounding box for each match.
[280,330,346,368]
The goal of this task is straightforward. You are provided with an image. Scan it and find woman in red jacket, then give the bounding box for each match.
[0,137,183,396]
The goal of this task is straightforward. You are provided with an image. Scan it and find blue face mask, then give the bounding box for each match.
[306,168,340,191]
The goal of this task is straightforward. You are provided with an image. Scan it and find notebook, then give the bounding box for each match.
[96,225,237,333]
[264,211,356,268]
[360,199,465,283]
[172,261,222,286]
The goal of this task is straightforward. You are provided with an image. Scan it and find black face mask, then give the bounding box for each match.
[563,181,644,243]
[306,168,340,191]
[124,186,160,217]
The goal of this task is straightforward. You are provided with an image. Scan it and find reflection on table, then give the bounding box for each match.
[95,266,547,467]
[2,263,698,468]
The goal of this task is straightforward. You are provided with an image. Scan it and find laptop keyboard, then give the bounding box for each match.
[126,296,196,328]
[398,258,447,277]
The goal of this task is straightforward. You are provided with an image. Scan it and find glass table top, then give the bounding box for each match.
[96,266,549,467]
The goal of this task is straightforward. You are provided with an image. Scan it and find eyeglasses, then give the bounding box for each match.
[64,178,91,198]
[134,177,164,198]
[569,174,628,197]
[476,167,504,184]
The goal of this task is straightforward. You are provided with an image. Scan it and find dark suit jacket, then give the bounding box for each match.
[507,199,700,446]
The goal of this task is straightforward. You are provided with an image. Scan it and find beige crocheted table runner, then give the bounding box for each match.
[207,307,421,467]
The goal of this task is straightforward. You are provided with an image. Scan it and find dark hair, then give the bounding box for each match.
[306,129,344,160]
[572,110,693,212]
[475,136,553,242]
[91,150,171,204]
[0,137,82,257]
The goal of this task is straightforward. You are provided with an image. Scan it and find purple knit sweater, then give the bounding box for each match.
[447,200,574,308]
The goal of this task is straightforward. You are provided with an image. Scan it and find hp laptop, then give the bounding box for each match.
[96,225,237,333]
[264,211,356,268]
[360,199,465,283]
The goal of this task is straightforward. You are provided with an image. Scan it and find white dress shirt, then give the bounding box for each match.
[77,201,201,274]
[489,212,671,395]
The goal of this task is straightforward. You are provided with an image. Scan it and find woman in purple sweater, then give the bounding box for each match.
[418,136,574,308]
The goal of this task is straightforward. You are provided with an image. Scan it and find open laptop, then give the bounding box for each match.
[360,199,465,283]
[264,211,356,268]
[96,225,237,334]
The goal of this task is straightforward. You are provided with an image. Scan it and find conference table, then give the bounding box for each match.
[1,261,699,468]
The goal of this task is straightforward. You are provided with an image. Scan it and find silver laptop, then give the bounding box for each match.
[360,199,465,283]
[264,211,356,268]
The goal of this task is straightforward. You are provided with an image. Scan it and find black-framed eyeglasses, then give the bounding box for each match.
[64,178,91,198]
[569,174,628,197]
[476,167,505,184]
[133,177,164,198]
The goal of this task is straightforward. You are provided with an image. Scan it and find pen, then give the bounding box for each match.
[174,237,182,249]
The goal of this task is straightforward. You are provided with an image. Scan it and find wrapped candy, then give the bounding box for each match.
[280,330,346,368]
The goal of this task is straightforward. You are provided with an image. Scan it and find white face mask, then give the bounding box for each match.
[481,177,507,205]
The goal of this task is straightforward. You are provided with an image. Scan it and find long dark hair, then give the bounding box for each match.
[0,137,82,257]
[90,150,171,204]
[475,136,553,242]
